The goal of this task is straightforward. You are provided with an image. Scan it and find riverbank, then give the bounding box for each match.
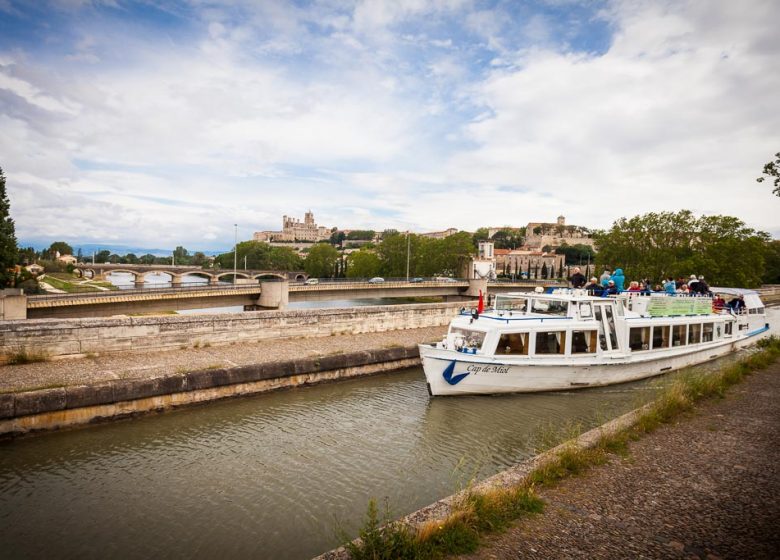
[458,351,780,559]
[0,325,446,436]
[321,339,779,560]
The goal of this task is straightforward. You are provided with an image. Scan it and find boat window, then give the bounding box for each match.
[495,296,527,312]
[702,323,714,342]
[579,303,592,318]
[528,298,568,316]
[725,322,733,336]
[672,324,687,346]
[651,325,671,349]
[571,331,597,354]
[535,331,566,355]
[497,333,529,355]
[451,327,486,350]
[604,306,618,350]
[688,323,701,345]
[594,306,608,351]
[629,327,651,351]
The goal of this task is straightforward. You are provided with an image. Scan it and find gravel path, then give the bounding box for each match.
[458,361,780,560]
[0,326,446,393]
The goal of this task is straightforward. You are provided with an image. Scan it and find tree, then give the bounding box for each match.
[555,243,595,265]
[18,246,36,266]
[763,240,780,284]
[173,246,190,265]
[346,250,382,278]
[48,241,73,256]
[123,253,139,264]
[139,253,156,265]
[215,241,302,271]
[594,210,769,287]
[304,243,339,278]
[95,250,111,263]
[346,230,375,241]
[490,229,524,250]
[757,152,780,196]
[471,227,491,247]
[191,251,207,267]
[329,230,346,247]
[0,166,18,286]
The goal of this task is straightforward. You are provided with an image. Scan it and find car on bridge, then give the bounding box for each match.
[368,277,385,284]
[410,277,424,283]
[304,278,319,285]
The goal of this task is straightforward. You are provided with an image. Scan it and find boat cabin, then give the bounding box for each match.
[444,289,764,360]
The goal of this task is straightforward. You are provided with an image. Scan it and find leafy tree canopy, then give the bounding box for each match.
[346,250,382,278]
[304,243,339,278]
[594,210,770,287]
[0,166,18,285]
[757,151,780,196]
[346,230,375,241]
[48,241,73,256]
[378,232,474,277]
[215,241,303,271]
[555,243,595,265]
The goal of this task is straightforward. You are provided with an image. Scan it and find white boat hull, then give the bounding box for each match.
[420,328,769,396]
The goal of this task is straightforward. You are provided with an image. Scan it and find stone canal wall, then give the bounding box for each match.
[0,346,422,436]
[0,302,463,361]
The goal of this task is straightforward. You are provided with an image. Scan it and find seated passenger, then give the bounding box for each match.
[729,296,746,313]
[604,280,618,295]
[584,277,603,296]
[696,275,710,295]
[626,281,641,292]
[713,295,726,312]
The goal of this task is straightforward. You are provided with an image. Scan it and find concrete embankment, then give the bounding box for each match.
[0,302,462,361]
[0,325,447,437]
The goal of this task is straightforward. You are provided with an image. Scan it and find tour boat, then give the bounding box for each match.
[419,288,770,396]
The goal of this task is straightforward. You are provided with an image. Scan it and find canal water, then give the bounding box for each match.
[0,344,769,560]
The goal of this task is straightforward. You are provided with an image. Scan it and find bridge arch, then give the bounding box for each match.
[253,273,287,281]
[179,271,215,282]
[215,272,252,281]
[104,269,143,280]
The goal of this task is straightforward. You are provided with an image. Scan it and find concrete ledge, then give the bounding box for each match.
[0,345,423,437]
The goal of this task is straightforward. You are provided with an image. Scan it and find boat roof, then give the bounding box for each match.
[709,287,758,296]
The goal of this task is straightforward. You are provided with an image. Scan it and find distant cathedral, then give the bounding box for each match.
[253,211,331,243]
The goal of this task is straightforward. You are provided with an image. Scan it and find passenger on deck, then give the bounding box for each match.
[610,268,625,291]
[729,296,746,313]
[604,280,618,295]
[713,295,726,312]
[626,281,642,292]
[688,274,701,294]
[569,267,586,289]
[584,277,603,296]
[599,269,612,287]
[664,277,677,295]
[696,275,711,295]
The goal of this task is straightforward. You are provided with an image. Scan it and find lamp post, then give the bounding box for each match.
[233,224,238,285]
[406,231,410,282]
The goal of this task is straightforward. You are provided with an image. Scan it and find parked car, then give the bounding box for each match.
[304,278,319,285]
[368,277,385,284]
[410,277,424,283]
[433,276,458,282]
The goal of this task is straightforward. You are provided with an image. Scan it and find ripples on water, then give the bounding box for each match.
[1,310,777,559]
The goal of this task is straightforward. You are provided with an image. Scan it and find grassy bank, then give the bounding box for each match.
[41,273,117,293]
[342,336,780,559]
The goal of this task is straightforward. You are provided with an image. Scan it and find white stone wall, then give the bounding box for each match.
[0,302,463,360]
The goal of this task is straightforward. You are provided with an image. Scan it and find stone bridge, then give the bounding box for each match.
[74,264,307,287]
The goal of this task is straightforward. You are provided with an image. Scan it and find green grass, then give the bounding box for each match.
[343,336,780,558]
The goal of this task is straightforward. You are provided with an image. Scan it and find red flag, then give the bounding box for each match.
[477,289,484,314]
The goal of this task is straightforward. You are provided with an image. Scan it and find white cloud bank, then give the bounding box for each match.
[0,0,778,251]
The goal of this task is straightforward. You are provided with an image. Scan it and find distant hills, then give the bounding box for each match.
[19,241,226,257]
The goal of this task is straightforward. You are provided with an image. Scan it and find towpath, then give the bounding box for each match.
[0,326,446,394]
[457,360,780,559]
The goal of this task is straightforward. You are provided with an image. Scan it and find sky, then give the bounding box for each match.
[1,0,778,252]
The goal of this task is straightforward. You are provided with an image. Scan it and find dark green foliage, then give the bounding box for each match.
[48,241,73,256]
[215,241,303,272]
[594,210,770,287]
[763,240,780,284]
[346,230,375,241]
[555,243,595,265]
[756,151,780,196]
[0,166,18,286]
[346,250,382,278]
[378,232,474,277]
[304,243,339,277]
